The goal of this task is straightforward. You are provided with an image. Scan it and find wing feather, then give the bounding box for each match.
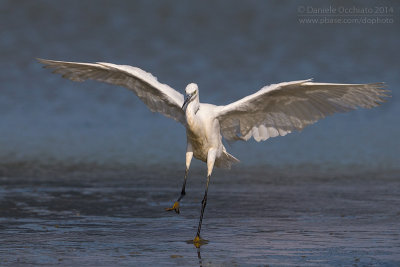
[217,80,389,142]
[37,58,185,123]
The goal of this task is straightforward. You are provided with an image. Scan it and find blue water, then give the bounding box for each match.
[1,169,399,266]
[0,1,399,265]
[0,0,398,171]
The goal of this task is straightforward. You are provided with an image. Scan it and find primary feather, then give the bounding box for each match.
[216,79,388,142]
[37,58,185,124]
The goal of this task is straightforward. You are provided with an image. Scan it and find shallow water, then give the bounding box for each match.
[1,167,399,266]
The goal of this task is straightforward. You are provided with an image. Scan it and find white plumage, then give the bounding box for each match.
[217,79,387,142]
[38,58,389,245]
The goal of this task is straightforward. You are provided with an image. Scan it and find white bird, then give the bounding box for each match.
[37,58,389,246]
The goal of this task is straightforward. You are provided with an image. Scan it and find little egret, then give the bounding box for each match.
[38,58,389,246]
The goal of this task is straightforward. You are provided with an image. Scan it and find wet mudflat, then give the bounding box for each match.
[0,166,399,266]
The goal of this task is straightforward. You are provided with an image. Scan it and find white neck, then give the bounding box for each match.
[185,96,200,125]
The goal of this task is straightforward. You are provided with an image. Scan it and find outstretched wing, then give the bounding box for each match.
[216,79,389,142]
[37,58,185,124]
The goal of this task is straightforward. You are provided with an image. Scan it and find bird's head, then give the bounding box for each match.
[182,83,199,109]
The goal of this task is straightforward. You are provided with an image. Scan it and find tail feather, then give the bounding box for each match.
[215,150,240,169]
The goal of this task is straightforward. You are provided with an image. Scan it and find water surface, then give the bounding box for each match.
[1,167,399,266]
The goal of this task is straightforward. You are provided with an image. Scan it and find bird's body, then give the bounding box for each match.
[185,101,238,168]
[186,103,217,163]
[38,58,389,247]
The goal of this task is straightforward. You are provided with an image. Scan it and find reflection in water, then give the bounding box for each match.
[197,247,203,267]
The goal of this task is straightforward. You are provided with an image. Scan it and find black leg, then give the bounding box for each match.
[193,148,215,247]
[195,175,210,239]
[177,168,188,201]
[197,247,203,267]
[166,168,189,214]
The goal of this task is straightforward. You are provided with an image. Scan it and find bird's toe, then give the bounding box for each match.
[165,201,180,214]
[193,235,208,248]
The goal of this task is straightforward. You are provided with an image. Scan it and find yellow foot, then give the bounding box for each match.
[165,201,180,214]
[193,235,208,248]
